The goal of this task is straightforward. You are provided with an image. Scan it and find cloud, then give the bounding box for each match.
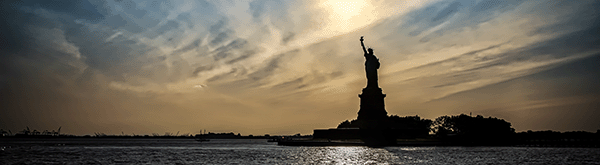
[403,0,526,40]
[1,0,599,135]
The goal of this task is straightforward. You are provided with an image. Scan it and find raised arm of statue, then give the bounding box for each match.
[360,36,367,55]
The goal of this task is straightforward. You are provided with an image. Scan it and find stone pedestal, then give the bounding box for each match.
[357,87,388,122]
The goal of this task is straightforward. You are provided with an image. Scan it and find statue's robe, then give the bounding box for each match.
[364,53,380,88]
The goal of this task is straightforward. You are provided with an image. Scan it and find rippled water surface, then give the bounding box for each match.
[1,139,599,164]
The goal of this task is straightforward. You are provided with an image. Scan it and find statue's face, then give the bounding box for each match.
[368,49,373,54]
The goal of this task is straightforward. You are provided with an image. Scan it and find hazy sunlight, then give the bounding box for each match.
[321,0,375,32]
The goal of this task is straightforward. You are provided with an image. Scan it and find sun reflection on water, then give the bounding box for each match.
[310,146,402,164]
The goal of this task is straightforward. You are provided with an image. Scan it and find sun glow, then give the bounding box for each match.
[321,0,373,32]
[326,1,364,19]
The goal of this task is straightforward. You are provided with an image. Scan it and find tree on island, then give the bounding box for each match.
[432,114,515,143]
[387,115,432,133]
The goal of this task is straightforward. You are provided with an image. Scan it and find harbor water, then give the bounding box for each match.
[1,139,599,164]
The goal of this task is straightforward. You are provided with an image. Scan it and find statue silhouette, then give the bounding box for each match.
[357,36,387,122]
[360,36,380,88]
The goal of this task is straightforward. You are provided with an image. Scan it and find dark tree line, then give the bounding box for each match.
[432,114,515,137]
[337,114,515,139]
[335,114,599,146]
[431,114,515,145]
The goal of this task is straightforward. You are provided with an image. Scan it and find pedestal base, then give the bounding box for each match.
[357,87,388,122]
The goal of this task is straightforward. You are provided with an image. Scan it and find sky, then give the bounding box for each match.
[1,0,599,136]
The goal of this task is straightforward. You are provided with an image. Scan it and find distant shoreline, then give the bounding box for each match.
[0,136,277,139]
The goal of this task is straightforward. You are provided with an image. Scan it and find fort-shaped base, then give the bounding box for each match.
[357,87,388,123]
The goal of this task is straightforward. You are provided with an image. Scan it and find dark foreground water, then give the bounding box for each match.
[1,139,599,164]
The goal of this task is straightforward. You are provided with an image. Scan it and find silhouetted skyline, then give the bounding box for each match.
[1,0,599,135]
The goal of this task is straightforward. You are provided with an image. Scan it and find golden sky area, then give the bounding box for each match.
[1,0,599,136]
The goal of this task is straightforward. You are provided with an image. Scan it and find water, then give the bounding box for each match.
[1,139,599,164]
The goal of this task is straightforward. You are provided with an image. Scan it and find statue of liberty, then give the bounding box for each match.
[360,36,380,88]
